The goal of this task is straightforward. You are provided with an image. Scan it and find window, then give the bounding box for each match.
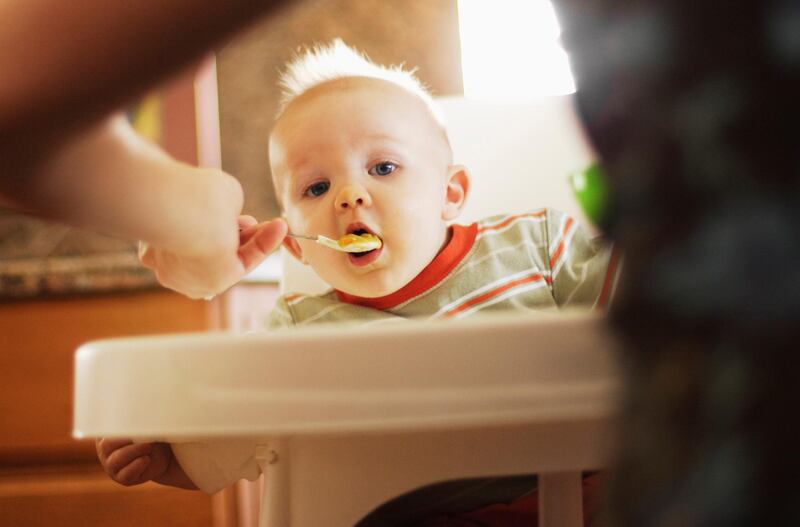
[457,0,576,100]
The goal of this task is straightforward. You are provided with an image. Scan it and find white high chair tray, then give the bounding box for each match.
[73,312,619,440]
[73,311,620,527]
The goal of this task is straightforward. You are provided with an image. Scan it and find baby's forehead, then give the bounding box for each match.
[268,75,450,179]
[304,75,396,95]
[275,77,431,128]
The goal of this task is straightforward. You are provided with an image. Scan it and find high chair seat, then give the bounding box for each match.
[73,311,619,527]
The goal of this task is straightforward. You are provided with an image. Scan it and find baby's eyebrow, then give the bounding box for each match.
[361,133,406,147]
[283,155,318,175]
[360,134,410,154]
[363,132,397,141]
[287,169,322,191]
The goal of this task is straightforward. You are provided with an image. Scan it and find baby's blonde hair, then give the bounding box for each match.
[276,39,445,127]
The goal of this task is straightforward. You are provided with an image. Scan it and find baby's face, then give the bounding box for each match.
[270,77,458,298]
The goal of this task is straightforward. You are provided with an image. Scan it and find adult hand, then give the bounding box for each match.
[139,216,287,300]
[2,114,287,301]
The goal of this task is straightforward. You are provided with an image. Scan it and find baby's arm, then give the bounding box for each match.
[545,209,617,308]
[95,438,197,490]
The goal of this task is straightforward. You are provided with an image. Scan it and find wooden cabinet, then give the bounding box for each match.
[0,467,215,527]
[0,290,218,526]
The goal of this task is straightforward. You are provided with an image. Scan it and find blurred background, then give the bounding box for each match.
[3,0,795,525]
[1,1,583,525]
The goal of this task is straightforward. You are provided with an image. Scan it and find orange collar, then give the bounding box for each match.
[335,222,479,310]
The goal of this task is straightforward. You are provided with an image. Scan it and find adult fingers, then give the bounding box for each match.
[238,215,258,230]
[238,218,288,271]
[138,241,155,268]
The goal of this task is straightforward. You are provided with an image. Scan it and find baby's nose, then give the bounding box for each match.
[335,185,372,211]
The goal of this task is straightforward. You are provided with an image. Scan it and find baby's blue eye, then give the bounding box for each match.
[370,162,397,177]
[304,181,330,197]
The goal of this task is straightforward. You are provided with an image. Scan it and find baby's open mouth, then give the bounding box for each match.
[345,224,382,258]
[349,230,380,257]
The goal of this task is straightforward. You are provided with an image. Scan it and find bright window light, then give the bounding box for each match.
[457,0,576,100]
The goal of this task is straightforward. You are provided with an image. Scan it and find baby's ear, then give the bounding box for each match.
[283,236,308,265]
[442,164,470,221]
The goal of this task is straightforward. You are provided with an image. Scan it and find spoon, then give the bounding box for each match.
[287,232,382,253]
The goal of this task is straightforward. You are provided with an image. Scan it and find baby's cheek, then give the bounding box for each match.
[305,244,332,265]
[283,213,305,234]
[392,200,428,216]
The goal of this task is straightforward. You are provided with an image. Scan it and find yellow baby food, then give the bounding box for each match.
[337,233,382,252]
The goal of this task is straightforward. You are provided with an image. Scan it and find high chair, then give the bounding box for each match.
[73,95,621,527]
[74,312,618,527]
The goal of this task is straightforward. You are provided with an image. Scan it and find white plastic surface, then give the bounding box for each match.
[73,311,620,527]
[73,311,618,441]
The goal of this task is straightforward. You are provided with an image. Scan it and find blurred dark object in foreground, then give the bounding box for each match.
[555,1,800,525]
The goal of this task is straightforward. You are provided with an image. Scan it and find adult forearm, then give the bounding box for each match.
[0,0,290,142]
[4,115,243,257]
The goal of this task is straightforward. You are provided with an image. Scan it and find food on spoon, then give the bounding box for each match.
[311,232,382,253]
[337,233,382,252]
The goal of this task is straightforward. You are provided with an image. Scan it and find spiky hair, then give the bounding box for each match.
[276,39,445,126]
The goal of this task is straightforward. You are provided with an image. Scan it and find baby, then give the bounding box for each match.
[267,40,614,328]
[97,39,615,525]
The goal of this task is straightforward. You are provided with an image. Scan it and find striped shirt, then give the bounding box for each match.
[268,209,619,329]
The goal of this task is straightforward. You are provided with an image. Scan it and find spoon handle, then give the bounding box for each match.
[287,233,345,251]
[286,233,317,241]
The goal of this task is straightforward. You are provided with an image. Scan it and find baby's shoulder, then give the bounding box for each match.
[475,208,564,241]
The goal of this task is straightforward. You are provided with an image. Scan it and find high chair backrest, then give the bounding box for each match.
[280,94,596,295]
